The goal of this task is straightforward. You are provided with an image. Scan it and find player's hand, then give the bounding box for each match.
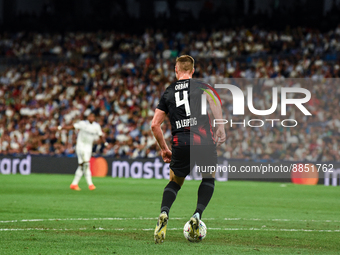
[214,126,226,146]
[161,149,172,163]
[49,126,57,131]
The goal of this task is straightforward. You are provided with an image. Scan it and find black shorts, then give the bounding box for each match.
[170,145,217,177]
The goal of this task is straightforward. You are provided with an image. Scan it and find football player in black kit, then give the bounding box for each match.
[151,55,226,243]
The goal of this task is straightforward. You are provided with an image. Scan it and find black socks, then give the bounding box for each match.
[160,178,215,218]
[194,178,215,218]
[160,181,181,215]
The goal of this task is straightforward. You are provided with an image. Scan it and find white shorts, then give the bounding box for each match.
[76,148,92,164]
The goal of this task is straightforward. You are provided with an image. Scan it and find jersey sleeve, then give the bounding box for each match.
[73,121,84,130]
[97,124,103,136]
[157,92,169,114]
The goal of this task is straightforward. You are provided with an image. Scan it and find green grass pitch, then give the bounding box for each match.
[0,174,339,254]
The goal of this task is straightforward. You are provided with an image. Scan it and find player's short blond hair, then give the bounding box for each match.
[176,55,195,73]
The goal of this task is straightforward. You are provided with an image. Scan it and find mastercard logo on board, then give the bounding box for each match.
[89,157,108,177]
[291,163,319,185]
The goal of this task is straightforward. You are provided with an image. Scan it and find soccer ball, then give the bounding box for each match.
[183,220,207,242]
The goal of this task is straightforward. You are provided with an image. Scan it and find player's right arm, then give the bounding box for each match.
[49,125,75,131]
[205,90,226,146]
[151,109,172,163]
[50,121,82,132]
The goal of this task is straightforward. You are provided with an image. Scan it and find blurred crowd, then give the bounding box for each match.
[2,25,340,62]
[1,26,340,161]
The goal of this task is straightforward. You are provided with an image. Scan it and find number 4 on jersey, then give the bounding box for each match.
[175,91,191,116]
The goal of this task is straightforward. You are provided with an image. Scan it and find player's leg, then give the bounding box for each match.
[193,171,215,218]
[189,145,217,239]
[189,174,215,239]
[154,170,185,244]
[70,164,83,190]
[82,150,95,190]
[70,149,84,190]
[154,145,190,244]
[70,150,84,190]
[160,169,185,215]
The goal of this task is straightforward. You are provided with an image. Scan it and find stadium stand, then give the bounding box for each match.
[1,26,340,161]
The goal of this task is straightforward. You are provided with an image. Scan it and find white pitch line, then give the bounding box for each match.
[1,227,339,233]
[224,218,340,223]
[0,217,160,223]
[1,217,339,224]
[0,217,213,223]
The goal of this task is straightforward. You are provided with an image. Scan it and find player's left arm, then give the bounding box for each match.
[98,125,108,147]
[99,135,107,145]
[151,109,172,163]
[205,89,226,146]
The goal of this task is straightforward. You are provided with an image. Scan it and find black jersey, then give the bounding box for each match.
[157,78,215,146]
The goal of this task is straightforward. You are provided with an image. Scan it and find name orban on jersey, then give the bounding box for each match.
[175,81,189,90]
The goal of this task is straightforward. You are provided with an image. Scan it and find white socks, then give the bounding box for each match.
[72,163,93,186]
[72,166,83,185]
[83,162,93,186]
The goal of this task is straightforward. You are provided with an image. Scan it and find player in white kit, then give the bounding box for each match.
[51,113,107,191]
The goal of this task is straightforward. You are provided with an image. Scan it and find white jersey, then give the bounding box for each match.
[73,120,103,151]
